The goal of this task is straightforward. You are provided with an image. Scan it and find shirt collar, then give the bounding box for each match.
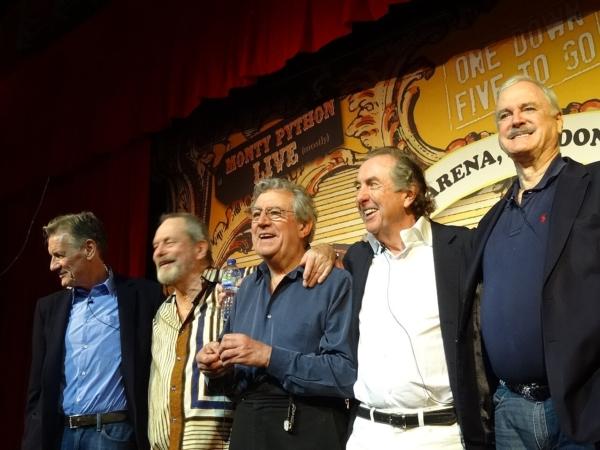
[72,267,115,300]
[254,261,304,281]
[510,154,566,197]
[164,266,218,304]
[366,215,432,255]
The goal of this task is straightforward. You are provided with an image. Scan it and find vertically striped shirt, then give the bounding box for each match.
[148,267,233,450]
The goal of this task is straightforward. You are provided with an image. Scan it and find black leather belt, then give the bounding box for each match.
[502,380,551,402]
[64,411,128,429]
[356,405,456,429]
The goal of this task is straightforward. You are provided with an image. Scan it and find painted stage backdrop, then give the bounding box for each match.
[153,0,600,269]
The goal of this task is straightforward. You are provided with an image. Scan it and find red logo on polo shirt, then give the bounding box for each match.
[539,213,548,223]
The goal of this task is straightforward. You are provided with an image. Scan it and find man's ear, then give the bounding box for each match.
[403,186,417,209]
[84,239,97,260]
[555,111,563,135]
[298,220,313,240]
[195,240,209,261]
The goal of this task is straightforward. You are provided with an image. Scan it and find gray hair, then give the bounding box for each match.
[496,75,561,115]
[251,177,317,244]
[43,211,108,257]
[366,147,436,217]
[159,212,213,265]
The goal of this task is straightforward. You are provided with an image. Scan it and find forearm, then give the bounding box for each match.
[267,347,356,397]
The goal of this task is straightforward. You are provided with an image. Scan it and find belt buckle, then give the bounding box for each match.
[503,380,549,402]
[67,416,77,429]
[522,385,545,402]
[389,413,407,429]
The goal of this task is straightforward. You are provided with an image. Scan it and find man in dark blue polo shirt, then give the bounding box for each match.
[459,75,600,449]
[481,157,564,387]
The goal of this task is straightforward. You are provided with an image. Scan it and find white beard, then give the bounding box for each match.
[156,263,182,286]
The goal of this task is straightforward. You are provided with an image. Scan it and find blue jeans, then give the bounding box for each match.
[60,421,134,450]
[494,384,594,450]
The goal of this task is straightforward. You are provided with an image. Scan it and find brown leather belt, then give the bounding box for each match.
[356,405,456,429]
[64,411,128,429]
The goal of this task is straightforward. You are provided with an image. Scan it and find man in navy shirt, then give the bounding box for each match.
[22,212,163,450]
[197,177,357,450]
[459,75,600,448]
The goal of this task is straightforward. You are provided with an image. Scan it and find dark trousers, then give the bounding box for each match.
[230,384,349,450]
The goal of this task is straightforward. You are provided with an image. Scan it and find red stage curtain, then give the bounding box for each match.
[0,1,407,446]
[0,0,405,200]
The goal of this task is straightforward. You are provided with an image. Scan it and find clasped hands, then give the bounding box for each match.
[196,333,272,378]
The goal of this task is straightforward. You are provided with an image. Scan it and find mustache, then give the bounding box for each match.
[508,128,534,139]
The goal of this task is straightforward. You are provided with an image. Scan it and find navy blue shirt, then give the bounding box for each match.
[481,156,566,384]
[224,263,357,398]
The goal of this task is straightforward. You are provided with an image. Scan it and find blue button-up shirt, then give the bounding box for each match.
[225,263,357,398]
[62,271,127,415]
[481,156,566,384]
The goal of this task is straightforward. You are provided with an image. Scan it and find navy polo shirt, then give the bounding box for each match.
[481,156,566,384]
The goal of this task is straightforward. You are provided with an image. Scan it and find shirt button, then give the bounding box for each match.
[83,345,88,349]
[171,417,177,422]
[267,314,272,319]
[171,386,176,391]
[81,371,86,377]
[176,356,181,361]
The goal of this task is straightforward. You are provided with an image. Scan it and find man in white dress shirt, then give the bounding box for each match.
[343,147,493,449]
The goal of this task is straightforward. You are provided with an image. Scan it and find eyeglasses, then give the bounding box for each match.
[248,206,294,222]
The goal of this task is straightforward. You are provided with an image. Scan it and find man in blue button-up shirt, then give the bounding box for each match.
[22,212,163,450]
[198,177,357,450]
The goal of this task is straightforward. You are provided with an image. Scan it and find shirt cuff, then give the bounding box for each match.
[266,345,294,382]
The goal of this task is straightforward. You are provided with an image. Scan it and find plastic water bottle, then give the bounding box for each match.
[221,258,241,322]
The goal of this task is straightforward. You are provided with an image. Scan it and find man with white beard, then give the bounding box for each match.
[148,212,335,450]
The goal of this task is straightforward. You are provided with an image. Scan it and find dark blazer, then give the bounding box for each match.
[459,157,600,445]
[344,221,494,449]
[22,276,164,450]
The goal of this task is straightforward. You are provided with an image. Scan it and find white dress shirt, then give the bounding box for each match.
[353,217,454,413]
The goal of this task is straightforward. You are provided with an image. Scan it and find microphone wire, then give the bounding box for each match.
[382,248,453,407]
[0,176,50,278]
